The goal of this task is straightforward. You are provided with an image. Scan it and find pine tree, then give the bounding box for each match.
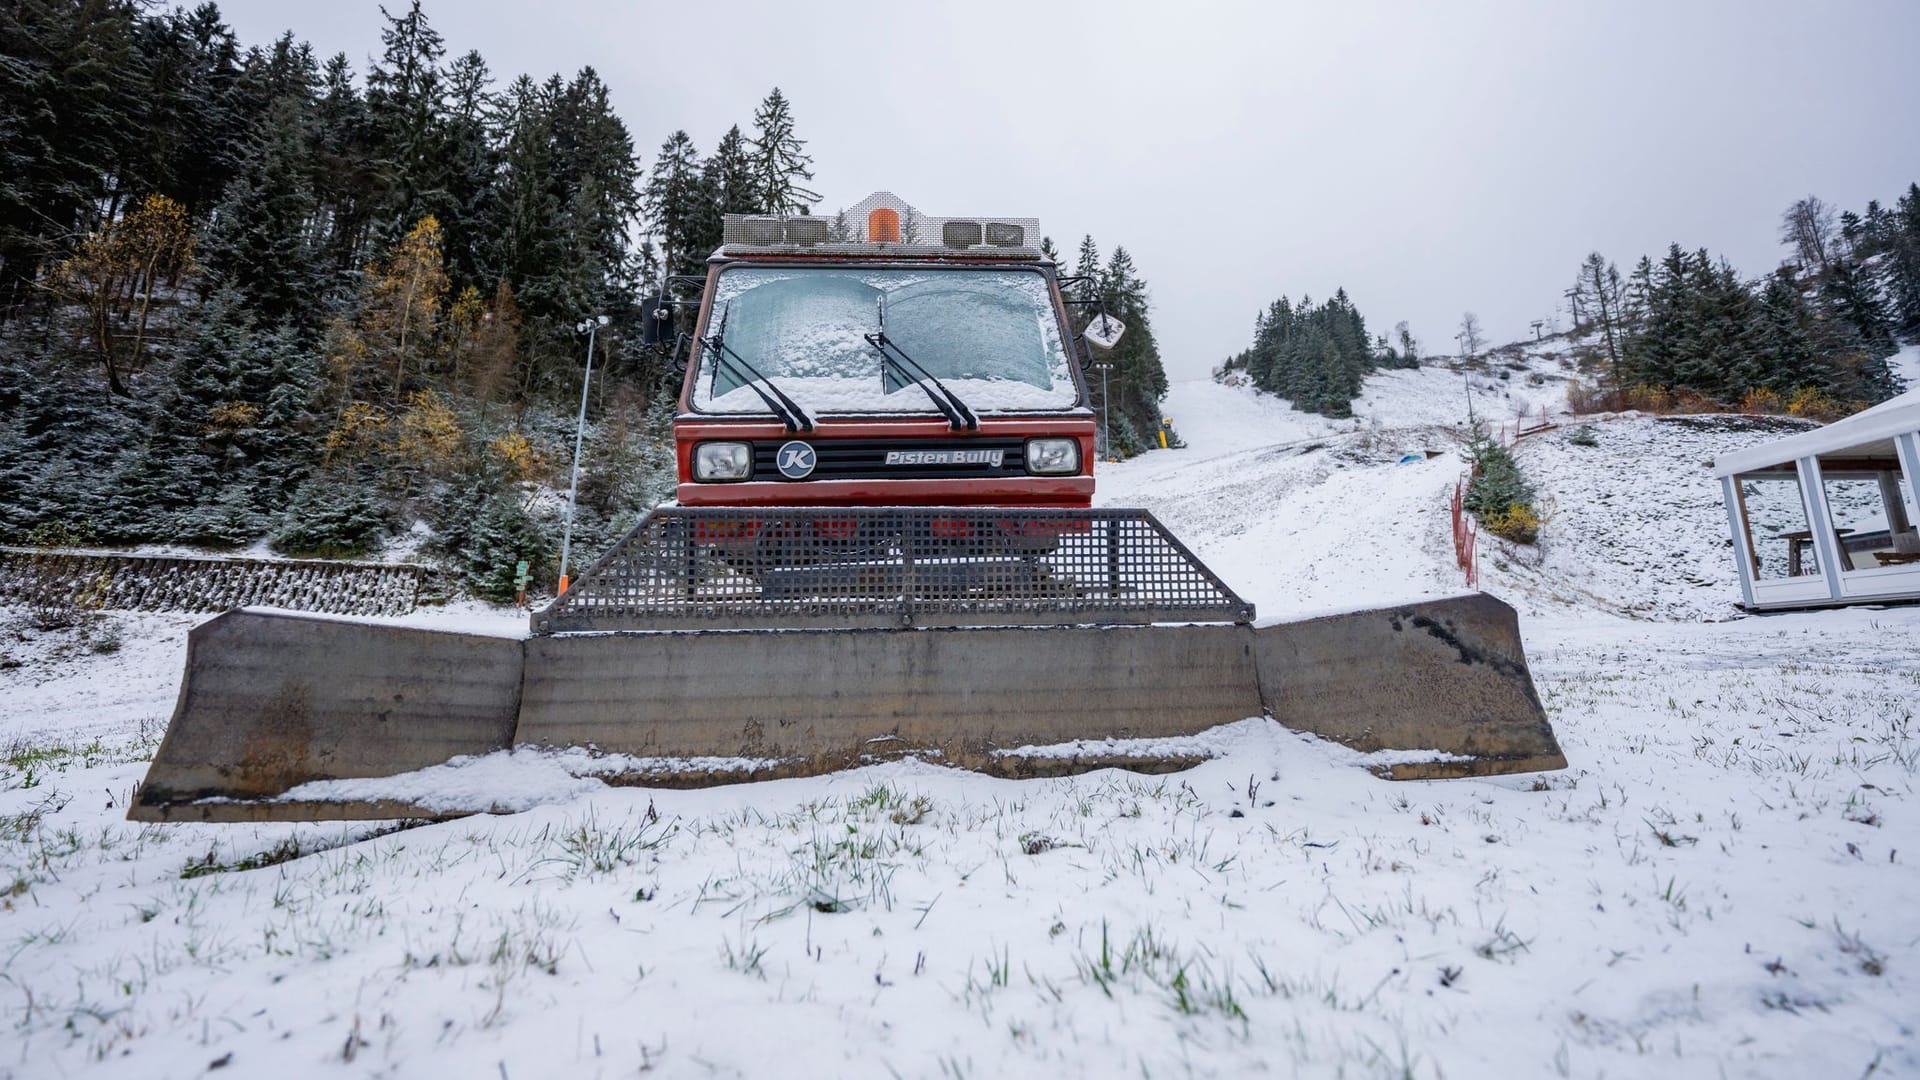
[1232,290,1399,416]
[0,337,143,541]
[111,290,315,543]
[490,75,565,309]
[1821,257,1898,358]
[365,0,448,240]
[645,131,708,275]
[748,88,818,215]
[439,49,498,287]
[0,0,146,313]
[1097,246,1171,449]
[709,124,758,215]
[1887,183,1920,337]
[1072,235,1103,304]
[271,466,389,557]
[1574,252,1626,386]
[313,52,378,275]
[124,4,246,216]
[1751,267,1820,395]
[199,97,328,334]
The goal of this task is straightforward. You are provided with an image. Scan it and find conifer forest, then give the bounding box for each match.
[1228,188,1920,419]
[0,1,1176,596]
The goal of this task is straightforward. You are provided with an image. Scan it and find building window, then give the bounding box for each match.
[1737,470,1817,579]
[1821,466,1918,571]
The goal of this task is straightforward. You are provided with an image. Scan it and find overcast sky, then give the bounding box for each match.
[225,0,1920,379]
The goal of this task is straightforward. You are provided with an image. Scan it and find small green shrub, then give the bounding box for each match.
[270,470,388,558]
[1466,435,1541,545]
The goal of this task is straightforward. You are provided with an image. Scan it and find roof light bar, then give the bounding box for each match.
[720,192,1044,259]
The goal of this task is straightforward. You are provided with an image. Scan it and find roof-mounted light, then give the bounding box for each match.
[941,220,983,248]
[983,222,1024,247]
[785,218,828,244]
[720,192,1043,259]
[868,208,902,243]
[736,216,829,245]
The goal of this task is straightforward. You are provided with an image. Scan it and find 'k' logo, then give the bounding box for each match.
[776,441,817,479]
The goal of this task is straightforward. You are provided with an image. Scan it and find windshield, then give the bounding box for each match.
[693,267,1078,415]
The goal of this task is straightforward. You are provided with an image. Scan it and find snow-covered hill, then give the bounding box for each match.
[1,362,1917,1079]
[1100,360,1824,625]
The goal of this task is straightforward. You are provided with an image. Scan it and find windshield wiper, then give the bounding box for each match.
[704,304,813,432]
[866,298,978,431]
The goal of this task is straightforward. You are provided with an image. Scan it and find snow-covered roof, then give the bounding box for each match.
[1711,387,1920,476]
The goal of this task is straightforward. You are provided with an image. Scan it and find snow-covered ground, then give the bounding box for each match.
[1891,341,1920,391]
[3,362,1918,1078]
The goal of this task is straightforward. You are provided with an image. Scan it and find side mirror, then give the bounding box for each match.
[1083,313,1126,351]
[641,294,674,346]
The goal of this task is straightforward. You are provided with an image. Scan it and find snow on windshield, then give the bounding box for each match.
[693,267,1079,415]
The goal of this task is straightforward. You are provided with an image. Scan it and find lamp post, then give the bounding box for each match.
[558,314,609,594]
[1456,333,1476,426]
[1094,360,1113,460]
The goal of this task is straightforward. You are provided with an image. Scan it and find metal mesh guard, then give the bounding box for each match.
[536,507,1254,633]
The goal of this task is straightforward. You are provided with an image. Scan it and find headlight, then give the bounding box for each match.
[693,441,752,481]
[1025,437,1080,476]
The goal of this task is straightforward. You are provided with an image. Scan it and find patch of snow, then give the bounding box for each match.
[1890,340,1919,391]
[992,716,1275,760]
[278,749,603,813]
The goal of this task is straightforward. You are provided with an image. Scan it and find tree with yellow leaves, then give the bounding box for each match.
[329,216,451,403]
[51,194,196,395]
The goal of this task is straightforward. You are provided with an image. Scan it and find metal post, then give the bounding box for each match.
[1457,335,1476,427]
[1094,360,1113,460]
[558,315,608,593]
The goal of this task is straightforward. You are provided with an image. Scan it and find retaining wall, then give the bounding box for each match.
[0,546,432,617]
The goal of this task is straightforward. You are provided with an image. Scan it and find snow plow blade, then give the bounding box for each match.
[129,510,1563,822]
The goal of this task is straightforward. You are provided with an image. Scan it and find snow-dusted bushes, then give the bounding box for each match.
[1465,434,1541,544]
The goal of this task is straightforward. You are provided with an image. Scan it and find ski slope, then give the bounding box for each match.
[2,369,1918,1079]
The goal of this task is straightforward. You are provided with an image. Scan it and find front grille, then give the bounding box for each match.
[753,437,1028,480]
[536,507,1255,632]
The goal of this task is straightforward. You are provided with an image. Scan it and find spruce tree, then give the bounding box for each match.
[1074,235,1101,286]
[1887,184,1920,337]
[645,131,708,275]
[313,52,378,276]
[110,290,310,543]
[748,88,818,215]
[708,124,759,215]
[365,0,449,240]
[439,49,499,287]
[124,4,246,216]
[199,97,329,334]
[0,0,145,312]
[1821,257,1898,358]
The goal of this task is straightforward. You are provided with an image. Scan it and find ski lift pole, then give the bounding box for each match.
[558,314,609,594]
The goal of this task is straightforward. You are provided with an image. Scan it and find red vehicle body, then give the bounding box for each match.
[673,250,1097,511]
